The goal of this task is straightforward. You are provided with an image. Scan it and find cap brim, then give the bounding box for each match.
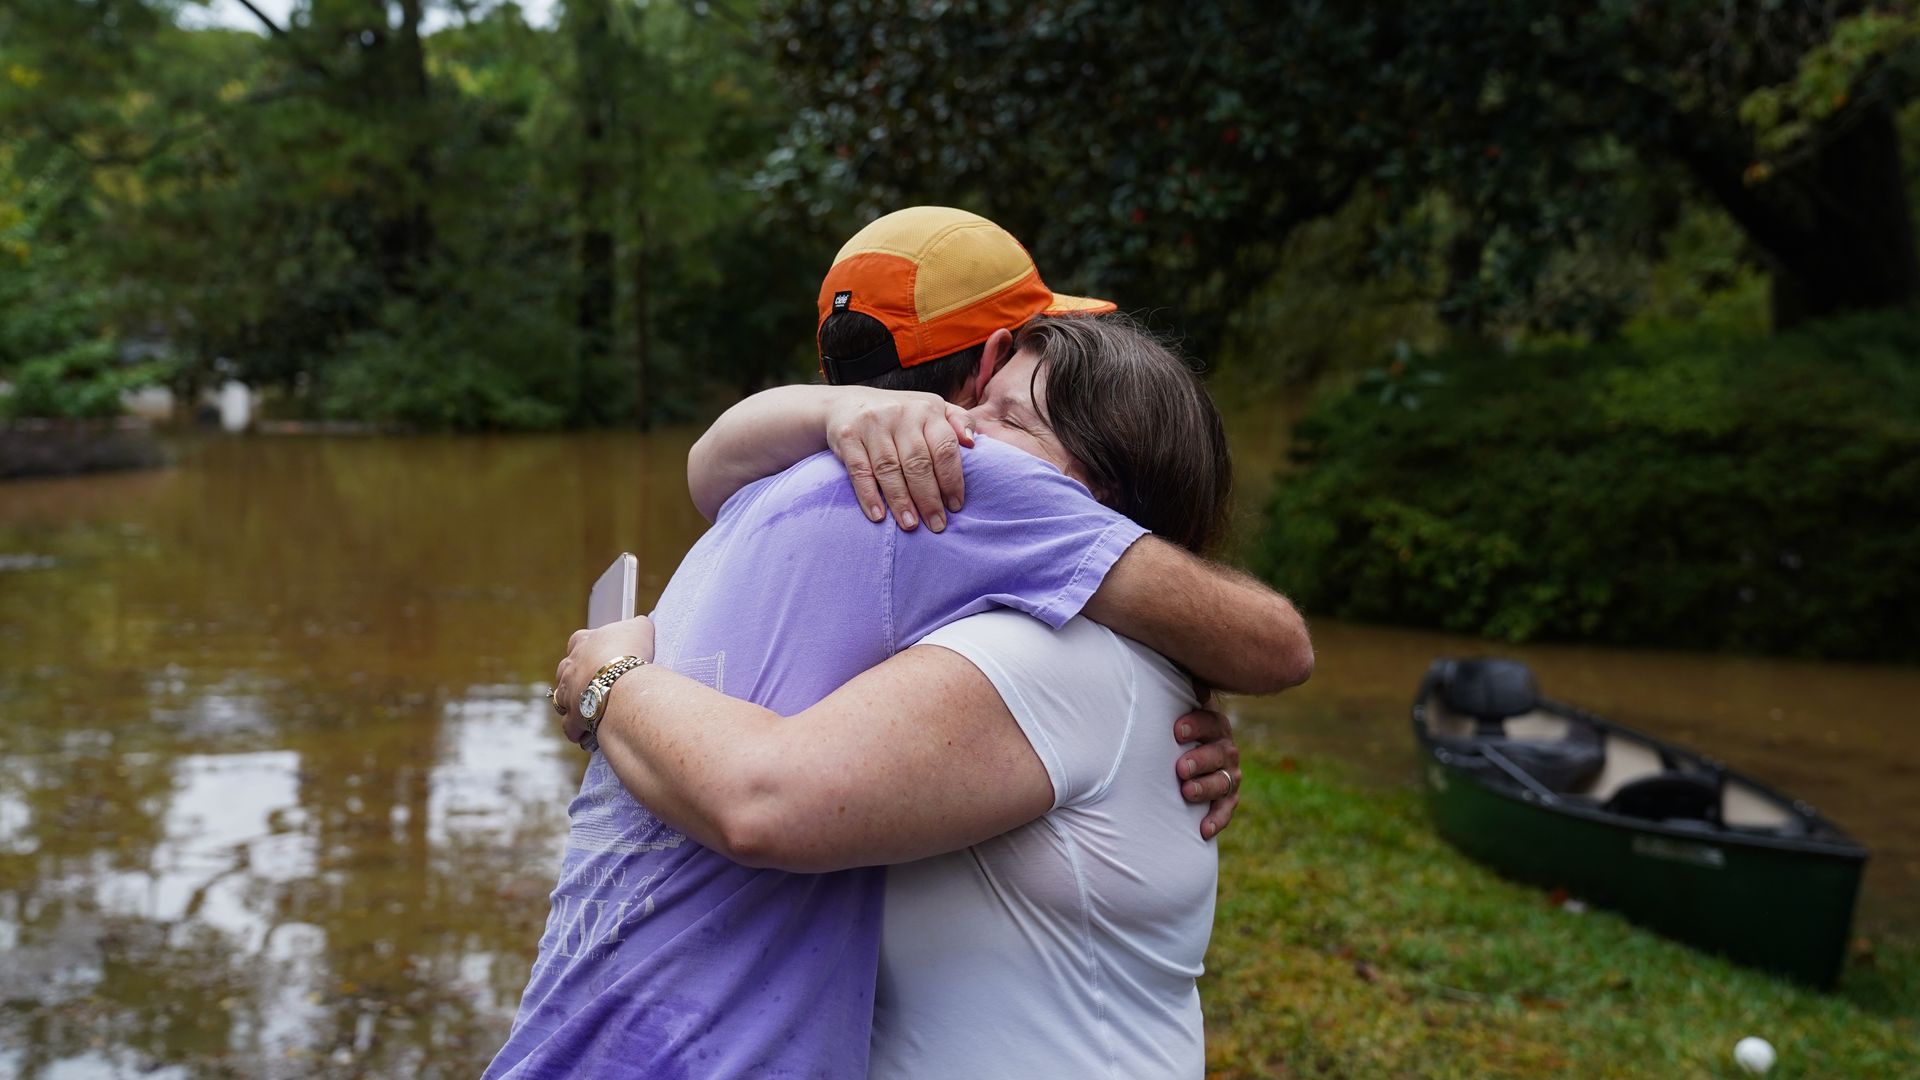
[1042,292,1118,316]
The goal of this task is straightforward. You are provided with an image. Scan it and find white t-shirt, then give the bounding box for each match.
[871,611,1218,1079]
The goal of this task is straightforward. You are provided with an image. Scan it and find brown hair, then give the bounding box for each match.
[819,309,984,399]
[1017,314,1233,555]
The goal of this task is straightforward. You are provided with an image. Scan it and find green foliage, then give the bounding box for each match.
[1743,9,1920,158]
[0,0,810,430]
[0,339,158,420]
[1216,196,1447,388]
[316,273,574,432]
[1208,751,1919,1078]
[766,2,1920,350]
[1625,204,1772,339]
[1257,313,1920,661]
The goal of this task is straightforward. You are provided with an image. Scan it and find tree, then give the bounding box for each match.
[763,1,1920,346]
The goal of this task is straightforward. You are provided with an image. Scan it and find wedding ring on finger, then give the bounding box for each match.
[1219,768,1236,795]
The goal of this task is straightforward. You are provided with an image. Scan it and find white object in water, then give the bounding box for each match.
[218,380,252,432]
[1734,1036,1775,1075]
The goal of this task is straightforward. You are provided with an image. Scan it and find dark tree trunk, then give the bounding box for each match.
[1439,218,1489,339]
[367,0,434,300]
[1769,106,1919,327]
[572,0,617,421]
[632,212,651,431]
[1680,105,1919,330]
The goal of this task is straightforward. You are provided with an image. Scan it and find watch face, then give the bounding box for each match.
[579,682,605,721]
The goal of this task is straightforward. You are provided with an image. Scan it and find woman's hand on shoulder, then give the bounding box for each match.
[824,387,973,533]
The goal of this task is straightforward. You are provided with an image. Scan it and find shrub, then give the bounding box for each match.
[315,266,577,432]
[0,340,155,420]
[1256,312,1920,661]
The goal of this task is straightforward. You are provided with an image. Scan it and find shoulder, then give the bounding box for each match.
[918,613,1128,723]
[919,609,1114,669]
[922,611,1188,683]
[961,436,1092,494]
[923,613,1193,734]
[919,614,1193,801]
[715,449,863,525]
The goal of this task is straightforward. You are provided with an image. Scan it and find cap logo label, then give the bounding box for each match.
[832,291,852,311]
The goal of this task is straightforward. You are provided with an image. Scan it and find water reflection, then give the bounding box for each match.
[0,430,1915,1075]
[0,434,705,1077]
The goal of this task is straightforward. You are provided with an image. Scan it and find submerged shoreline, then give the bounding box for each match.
[0,419,167,481]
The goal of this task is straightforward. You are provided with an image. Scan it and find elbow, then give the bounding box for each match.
[710,801,789,869]
[713,807,841,873]
[1256,606,1315,693]
[704,774,833,872]
[1277,639,1314,691]
[685,449,721,522]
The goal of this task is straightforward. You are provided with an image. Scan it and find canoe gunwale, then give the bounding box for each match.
[1410,670,1869,864]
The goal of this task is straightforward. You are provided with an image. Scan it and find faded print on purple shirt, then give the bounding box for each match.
[486,437,1145,1079]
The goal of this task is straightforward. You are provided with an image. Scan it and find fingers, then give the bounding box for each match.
[1175,707,1229,745]
[1181,763,1239,803]
[1201,790,1238,840]
[568,628,589,652]
[908,416,962,532]
[1178,740,1232,783]
[1176,710,1237,776]
[1179,762,1241,840]
[864,432,922,531]
[1177,704,1242,836]
[944,404,975,449]
[898,444,945,533]
[941,404,973,511]
[839,439,887,523]
[828,394,974,531]
[555,644,582,738]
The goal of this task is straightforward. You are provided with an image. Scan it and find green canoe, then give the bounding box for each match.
[1412,658,1867,988]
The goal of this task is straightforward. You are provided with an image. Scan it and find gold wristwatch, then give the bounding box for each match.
[578,655,648,747]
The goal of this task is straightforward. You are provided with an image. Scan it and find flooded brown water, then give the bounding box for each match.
[1,431,1915,1077]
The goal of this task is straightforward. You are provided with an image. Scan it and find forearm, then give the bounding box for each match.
[686,386,838,520]
[591,665,790,857]
[590,648,1050,873]
[1082,538,1314,694]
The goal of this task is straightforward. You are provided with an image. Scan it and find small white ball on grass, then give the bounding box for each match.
[1733,1036,1776,1075]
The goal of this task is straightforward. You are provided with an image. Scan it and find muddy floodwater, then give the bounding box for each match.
[2,432,1916,1077]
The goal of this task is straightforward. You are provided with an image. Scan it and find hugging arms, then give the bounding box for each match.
[555,321,1313,871]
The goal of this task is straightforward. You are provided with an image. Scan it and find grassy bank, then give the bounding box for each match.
[1203,751,1919,1078]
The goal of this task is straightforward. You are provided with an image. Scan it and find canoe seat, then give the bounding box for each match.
[1435,658,1539,736]
[1428,658,1604,794]
[1602,772,1720,824]
[1489,735,1606,794]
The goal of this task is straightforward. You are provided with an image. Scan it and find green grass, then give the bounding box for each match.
[1203,751,1920,1079]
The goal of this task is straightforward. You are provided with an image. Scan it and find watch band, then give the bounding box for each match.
[581,655,648,746]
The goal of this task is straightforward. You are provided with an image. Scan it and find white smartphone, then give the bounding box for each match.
[587,553,638,629]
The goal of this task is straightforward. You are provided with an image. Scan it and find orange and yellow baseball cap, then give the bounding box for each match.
[817,206,1116,384]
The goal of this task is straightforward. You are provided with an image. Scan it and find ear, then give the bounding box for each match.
[964,328,1017,407]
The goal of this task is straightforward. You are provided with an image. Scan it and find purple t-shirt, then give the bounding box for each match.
[487,437,1146,1079]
